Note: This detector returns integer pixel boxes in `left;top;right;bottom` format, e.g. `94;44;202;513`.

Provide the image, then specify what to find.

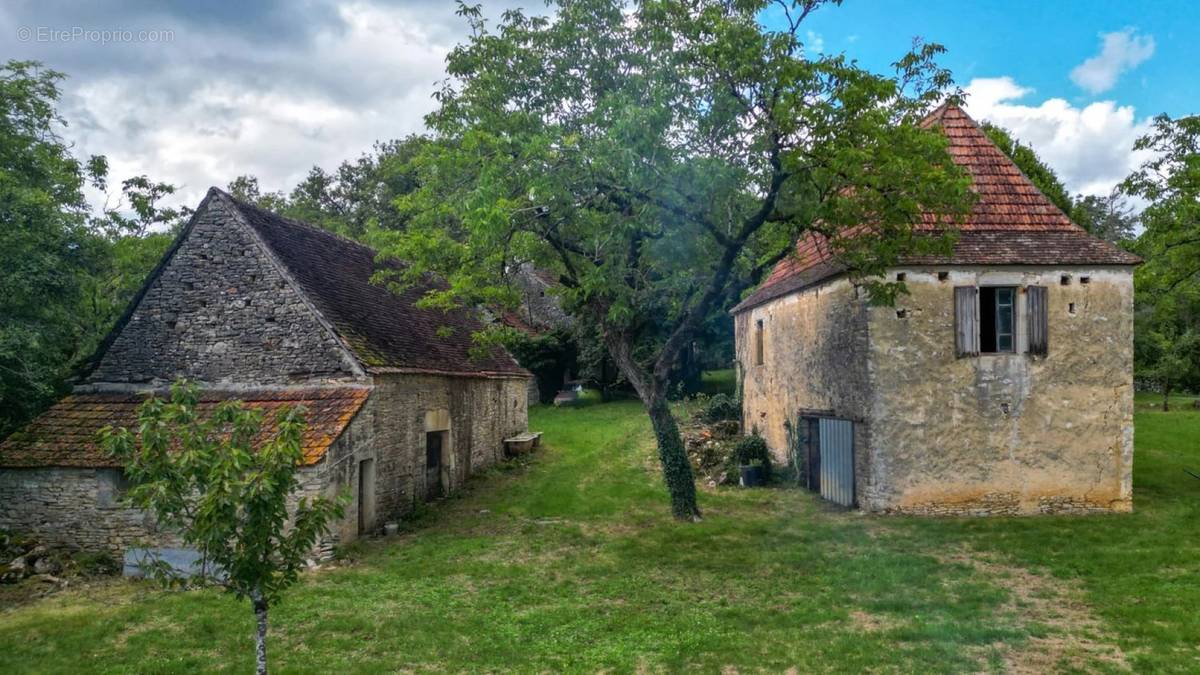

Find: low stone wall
0;464;339;558
0;467;170;555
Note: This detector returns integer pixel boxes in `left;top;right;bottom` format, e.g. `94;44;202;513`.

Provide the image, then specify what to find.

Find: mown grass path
1;397;1197;673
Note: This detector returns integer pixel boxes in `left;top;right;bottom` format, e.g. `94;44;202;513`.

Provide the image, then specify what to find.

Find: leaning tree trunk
645;395;702;521
252;591;269;675
606;333;701;520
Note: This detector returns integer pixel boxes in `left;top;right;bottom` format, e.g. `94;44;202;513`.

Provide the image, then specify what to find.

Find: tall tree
1071;191;1138;243
102;381;346;675
377;0;973;519
0;60;186;439
1125;113;1200;287
1124;113;1200;405
0;60;104;435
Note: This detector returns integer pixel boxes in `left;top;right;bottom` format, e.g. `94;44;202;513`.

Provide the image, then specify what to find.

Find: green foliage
1124;114;1200;404
1071;191;1138;243
0;60;101;436
730;435;771;477
0;60;185;439
101;380;346;602
101;380;347;673
698;392;740;424
372;0;973;519
507;328;577;404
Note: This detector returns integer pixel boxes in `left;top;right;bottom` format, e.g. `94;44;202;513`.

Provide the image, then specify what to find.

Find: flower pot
739;464;765;487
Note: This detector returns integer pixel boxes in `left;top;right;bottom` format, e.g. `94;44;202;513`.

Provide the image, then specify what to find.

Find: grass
0;390;1197;672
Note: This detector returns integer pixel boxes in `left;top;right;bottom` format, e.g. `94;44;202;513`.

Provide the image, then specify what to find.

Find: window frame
976;285;1018;354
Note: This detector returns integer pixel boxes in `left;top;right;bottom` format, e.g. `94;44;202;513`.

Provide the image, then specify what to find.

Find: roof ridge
209;187;379;255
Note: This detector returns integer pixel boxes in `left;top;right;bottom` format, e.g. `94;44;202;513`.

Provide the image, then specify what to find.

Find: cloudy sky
3;0;1196;211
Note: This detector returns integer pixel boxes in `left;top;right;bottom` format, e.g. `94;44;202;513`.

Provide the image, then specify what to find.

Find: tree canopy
372;0;975;518
0;61;180;437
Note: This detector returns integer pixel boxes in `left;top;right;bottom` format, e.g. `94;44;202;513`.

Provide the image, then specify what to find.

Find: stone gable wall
735;278;873;474
864;266;1135;515
87;200;358;386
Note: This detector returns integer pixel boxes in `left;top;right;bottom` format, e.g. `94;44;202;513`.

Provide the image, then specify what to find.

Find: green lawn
1;395;1198;673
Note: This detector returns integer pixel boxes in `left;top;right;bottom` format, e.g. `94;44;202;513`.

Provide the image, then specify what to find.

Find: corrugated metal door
818;418;855;507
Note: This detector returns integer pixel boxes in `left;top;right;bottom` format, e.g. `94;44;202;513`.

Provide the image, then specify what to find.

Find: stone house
732;104;1140;516
0;188;531;556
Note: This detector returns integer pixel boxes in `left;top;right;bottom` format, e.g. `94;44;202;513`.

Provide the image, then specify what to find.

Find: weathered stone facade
87;199;360;386
0;189;531;557
0;467;169;554
736;265;1135;516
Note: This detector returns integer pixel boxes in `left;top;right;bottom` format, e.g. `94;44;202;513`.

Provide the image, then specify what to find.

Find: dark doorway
800;416;820;492
425;431;445;501
357;458;375;535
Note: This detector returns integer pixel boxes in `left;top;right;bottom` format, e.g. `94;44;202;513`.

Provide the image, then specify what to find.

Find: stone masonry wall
864;266;1135;515
0;467;171;555
87;199;358;385
0;461;343;558
736;277;873;479
368;373;529;525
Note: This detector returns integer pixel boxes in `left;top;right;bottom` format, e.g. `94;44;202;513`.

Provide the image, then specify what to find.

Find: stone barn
0;188;531;556
733;104;1140;516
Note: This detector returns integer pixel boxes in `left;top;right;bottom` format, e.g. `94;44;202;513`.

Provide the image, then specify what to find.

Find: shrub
699;393;740;423
730;435;771;478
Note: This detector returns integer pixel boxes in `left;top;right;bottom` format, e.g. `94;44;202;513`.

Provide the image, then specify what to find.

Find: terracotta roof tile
0;387;370;468
733;104;1141;313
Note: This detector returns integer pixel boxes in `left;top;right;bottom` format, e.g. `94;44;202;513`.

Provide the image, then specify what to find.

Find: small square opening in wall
1080;276;1091;285
1060;274;1071;286
896;272;906;282
937;271;949;281
1069;302;1076;314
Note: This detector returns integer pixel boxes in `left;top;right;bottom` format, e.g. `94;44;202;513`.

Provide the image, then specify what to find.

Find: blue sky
775;0;1196;117
762;0;1198;198
1;1;1191;209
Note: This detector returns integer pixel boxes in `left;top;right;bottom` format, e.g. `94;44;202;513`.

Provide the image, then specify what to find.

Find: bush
699;393;740;423
730;435;771;478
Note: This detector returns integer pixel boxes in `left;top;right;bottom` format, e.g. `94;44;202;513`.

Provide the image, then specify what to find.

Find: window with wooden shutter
954;286;979;357
1027;285;1048;356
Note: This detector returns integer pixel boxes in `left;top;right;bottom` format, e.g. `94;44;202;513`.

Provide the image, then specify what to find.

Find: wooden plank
1027;285;1048;356
954;286;980;357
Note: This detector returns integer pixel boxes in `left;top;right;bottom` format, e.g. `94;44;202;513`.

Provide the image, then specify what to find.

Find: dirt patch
938;549;1129;673
849;609;905;633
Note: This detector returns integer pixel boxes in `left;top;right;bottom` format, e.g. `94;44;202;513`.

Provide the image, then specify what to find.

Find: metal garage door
818;418;855;507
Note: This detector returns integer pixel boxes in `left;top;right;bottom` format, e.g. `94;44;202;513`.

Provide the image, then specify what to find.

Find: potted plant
739;458;766;487
733;435;771;488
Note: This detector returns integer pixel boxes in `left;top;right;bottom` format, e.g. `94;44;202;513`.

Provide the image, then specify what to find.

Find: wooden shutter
954;286;979;357
1027;285;1048;356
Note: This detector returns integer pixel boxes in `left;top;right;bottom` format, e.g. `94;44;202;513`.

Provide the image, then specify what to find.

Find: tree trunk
1163;382;1172;411
252;591;269;675
605;331;701;521
646;395;701;521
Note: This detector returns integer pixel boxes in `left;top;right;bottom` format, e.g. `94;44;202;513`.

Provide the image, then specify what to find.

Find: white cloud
963;76;1154;197
805;30;824;54
1069;28;1155;95
2;0;535;211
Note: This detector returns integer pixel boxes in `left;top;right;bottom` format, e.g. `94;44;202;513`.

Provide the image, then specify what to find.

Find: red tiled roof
732;104;1140;313
0;387;370;468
